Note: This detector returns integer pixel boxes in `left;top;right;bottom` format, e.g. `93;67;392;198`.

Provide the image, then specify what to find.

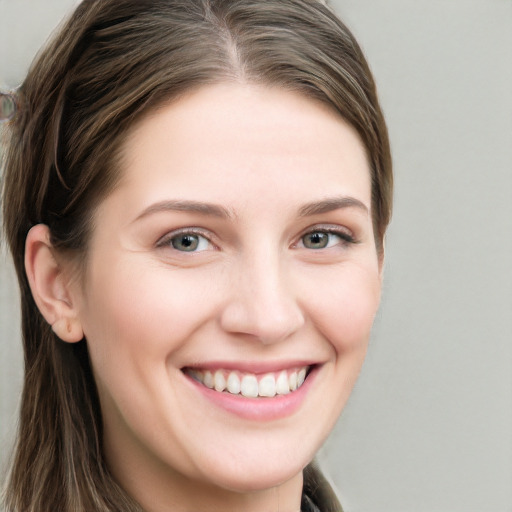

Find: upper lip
182;360;320;375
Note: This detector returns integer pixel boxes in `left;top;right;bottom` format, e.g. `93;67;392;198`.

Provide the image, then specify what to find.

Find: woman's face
72;83;382;504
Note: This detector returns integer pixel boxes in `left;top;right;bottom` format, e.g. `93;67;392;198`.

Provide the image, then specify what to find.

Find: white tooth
297;367;307;387
203;371;214;389
289;371;298;391
240;375;259;398
214;370;226;392
276;370;290;395
258;374;276;397
227;372;241;395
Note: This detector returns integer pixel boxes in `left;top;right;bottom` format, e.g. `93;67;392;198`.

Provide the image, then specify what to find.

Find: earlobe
25;224;84;343
51;317;84;343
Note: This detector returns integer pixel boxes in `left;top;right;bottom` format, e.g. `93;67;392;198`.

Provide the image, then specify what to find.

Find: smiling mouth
183;366;311;398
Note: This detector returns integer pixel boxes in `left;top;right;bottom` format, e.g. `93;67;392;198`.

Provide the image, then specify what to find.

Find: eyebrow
134;200;235;222
298;196;369;217
134;195;368;223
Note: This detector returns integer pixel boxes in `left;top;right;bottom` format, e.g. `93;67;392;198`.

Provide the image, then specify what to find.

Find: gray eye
302;232;330;249
171;234;201;252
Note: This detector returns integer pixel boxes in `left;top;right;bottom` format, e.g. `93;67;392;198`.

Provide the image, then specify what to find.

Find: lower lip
183;366;319;421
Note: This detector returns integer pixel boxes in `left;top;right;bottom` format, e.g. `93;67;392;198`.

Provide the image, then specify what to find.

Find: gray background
1;1;511;511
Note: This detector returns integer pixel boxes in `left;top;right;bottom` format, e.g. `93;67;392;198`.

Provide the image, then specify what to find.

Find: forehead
108;83;371;219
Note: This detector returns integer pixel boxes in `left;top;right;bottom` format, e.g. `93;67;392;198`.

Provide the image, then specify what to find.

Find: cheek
88;257;207;326
78;255;228;392
79;259;220;382
77;259;224;450
304;263;381;353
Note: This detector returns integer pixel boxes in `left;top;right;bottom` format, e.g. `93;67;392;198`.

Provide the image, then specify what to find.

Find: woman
1;0;392;511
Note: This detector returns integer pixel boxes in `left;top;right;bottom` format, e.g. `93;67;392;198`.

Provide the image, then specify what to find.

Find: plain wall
1;1;511;511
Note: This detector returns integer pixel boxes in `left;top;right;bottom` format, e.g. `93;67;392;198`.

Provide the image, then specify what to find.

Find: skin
27;83;382;512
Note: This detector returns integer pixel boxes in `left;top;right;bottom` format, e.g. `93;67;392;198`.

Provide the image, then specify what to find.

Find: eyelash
295;226;357;250
156;225;357;253
156;228;215;252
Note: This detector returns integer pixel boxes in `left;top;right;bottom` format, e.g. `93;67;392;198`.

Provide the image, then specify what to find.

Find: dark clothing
301;489;344;512
301;492;321;512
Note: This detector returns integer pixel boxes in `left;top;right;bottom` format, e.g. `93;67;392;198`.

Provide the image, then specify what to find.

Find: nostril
219;259;305;343
219;296;305;344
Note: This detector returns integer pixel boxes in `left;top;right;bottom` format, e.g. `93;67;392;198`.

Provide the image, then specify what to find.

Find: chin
182;436;310;493
203;460;306;494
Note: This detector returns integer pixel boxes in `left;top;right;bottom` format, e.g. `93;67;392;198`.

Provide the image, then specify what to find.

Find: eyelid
294;224;357;248
154;224;357;251
156;227;217;250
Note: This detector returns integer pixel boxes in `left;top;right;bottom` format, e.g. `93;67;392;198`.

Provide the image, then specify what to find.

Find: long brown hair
1;1;392;510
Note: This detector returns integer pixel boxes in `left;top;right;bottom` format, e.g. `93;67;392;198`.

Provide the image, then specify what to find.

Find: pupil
172;234;198;251
306;232;328;249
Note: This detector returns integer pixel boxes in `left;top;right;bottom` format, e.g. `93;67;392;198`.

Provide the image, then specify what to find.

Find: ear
25;224;84;343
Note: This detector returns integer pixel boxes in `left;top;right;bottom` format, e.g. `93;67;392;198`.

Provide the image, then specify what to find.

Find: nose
219;251;305;344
